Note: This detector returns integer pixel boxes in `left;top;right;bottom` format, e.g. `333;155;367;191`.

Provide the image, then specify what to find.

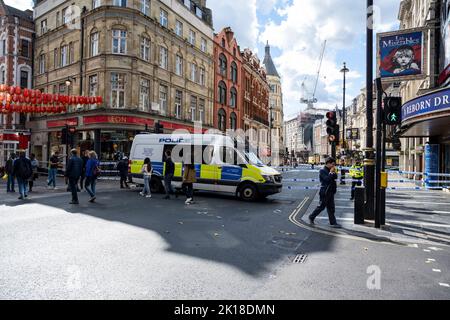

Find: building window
112;30;127;54
190;63;197;82
230;87;237;107
0;68;5;84
1;39;5;56
39;53;46;74
159;46;168;69
90;32;99;56
175;54;183;76
59;83;66;94
60;45;68;67
69;42;74;63
53;48;58;68
20;70;29;88
201;38;207;52
231;62;238;83
189;30;196;45
175;90;182;119
160;9;168;28
199;67;205;86
140;78;150;111
159;85;168;115
221;38;225;47
21;39;29;58
218;81;227;105
92;0;101;8
140;0;150;15
219;54;227;77
175;20;183;37
218;108;226;131
89;74;98;97
230;112;237;130
40;19;47;34
199;98;205;123
113;0;127;7
190;95;197;122
141;37;150;61
62;7;69;25
111;73;125;108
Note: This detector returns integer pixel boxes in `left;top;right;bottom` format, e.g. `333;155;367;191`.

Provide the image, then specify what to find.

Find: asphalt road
0;171;449;300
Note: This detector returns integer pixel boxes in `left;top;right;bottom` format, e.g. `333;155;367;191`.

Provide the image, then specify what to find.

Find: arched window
221;38;225;48
218;81;227;105
230;87;237;107
230;112;237;130
231;62;238;83
218;108;226;131
219;53;227;77
90;30;99;57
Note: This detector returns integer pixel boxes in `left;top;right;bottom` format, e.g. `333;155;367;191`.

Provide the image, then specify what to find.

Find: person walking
47;151;60;189
163;150;175;199
5;153;16;193
80;150;90;191
339;158;347;185
308;157;341;228
140;158;152;198
182;163;196;205
28;154;39;192
117;156;130;189
349;160;364;200
65;149;83;205
85;151;100;203
13;151;33;200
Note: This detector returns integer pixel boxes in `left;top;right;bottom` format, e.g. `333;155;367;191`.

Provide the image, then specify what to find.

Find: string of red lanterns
0;84;103;114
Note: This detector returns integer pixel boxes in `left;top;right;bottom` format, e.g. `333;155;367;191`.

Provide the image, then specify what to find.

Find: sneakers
185;198;193;205
308;217;315;225
18;196;24;200
146;195;152;198
139;192;145;197
89;196;96;203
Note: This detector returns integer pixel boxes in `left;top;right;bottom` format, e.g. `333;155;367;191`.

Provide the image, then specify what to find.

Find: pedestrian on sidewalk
47;151;60;189
117;156;130;189
85;151;100;203
28;154;39;192
13;151;33;200
182;163;196;205
140;158;152;198
65;149;83;205
163;150;175;199
349;160;364;200
80;150;89;191
308;157;341;228
5;153;16;193
339;158;347;185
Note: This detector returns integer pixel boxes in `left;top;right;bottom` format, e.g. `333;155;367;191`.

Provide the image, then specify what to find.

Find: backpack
17;159;32;179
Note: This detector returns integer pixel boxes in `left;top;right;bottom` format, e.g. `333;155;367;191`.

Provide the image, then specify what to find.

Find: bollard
354;186;365;225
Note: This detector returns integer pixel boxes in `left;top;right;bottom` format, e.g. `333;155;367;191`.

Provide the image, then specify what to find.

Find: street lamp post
340;62;349;155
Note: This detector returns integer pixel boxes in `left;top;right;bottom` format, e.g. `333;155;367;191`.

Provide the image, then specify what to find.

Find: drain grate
293;254;307;264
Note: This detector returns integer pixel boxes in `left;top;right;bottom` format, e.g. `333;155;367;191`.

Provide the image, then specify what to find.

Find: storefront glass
100;130;137;160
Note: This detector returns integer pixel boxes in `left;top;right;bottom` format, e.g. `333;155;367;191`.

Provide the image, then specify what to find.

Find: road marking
408;244;419;248
432;269;442;273
423;249;431;252
439;283;450;288
428;247;444;251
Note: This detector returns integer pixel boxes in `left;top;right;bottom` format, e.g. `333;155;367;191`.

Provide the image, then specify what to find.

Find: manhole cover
293;254;307;264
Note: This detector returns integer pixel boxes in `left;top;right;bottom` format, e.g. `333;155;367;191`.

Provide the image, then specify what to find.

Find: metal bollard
354;186;365;225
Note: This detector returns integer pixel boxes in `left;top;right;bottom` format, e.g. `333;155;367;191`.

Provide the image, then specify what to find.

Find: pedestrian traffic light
326;111;339;145
384;97;402;125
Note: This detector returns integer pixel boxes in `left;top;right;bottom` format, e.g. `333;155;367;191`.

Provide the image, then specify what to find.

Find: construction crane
300;40;327;110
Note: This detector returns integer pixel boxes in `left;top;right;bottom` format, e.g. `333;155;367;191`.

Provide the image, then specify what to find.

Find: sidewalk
301;183;450;247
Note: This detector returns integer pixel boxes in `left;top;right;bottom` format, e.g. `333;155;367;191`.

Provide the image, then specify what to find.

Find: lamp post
340;62;349;155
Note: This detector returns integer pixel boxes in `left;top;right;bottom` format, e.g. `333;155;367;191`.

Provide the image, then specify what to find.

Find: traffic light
326;111;339;145
155;121;164;133
61;126;75;146
384;97;402;125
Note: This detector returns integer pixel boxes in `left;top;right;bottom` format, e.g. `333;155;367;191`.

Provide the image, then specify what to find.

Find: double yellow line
288;197;310;228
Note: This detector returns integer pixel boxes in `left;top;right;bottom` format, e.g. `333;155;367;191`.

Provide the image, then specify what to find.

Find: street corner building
28;0;215;164
0;0;34;167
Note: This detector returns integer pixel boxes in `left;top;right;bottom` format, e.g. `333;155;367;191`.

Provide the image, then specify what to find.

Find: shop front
0;131;31;168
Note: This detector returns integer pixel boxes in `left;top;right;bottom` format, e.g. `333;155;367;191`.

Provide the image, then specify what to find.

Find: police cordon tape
284;185;446;191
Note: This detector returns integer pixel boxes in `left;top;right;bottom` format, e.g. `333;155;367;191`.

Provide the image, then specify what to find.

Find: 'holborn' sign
402;88;450;122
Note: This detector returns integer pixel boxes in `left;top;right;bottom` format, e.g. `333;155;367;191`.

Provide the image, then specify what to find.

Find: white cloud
3;0;33;10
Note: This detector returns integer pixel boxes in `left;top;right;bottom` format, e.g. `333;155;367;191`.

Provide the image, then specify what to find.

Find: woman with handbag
140;158;153;198
29;154;39;192
85;151;100;203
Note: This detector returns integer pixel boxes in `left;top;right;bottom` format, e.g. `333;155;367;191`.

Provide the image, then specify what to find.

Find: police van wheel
151;177;164;193
238;183;258;202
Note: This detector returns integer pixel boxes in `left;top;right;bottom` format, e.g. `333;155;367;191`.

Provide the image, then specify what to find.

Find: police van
129;134;282;201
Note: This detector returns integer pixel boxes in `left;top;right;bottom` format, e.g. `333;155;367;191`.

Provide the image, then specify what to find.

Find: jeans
17;178;28;198
164;174;174;195
48;168;57;187
142;175;151;195
85;176;97;198
80;173;86;190
183;183;193;199
309;191;337;225
68;177;79;203
7;174;15;192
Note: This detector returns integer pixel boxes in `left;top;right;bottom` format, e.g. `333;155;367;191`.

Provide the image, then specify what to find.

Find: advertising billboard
377;28;426;82
438;0;450;85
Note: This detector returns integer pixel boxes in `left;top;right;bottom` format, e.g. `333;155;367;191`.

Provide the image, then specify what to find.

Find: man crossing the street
349;160;364;200
308;157;341;228
65;149;84;205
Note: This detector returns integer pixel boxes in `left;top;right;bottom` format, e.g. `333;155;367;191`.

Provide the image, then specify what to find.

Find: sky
6;0;401;120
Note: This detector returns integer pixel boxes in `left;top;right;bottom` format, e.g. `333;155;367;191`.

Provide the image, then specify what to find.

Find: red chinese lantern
5;103;11;112
30;90;36;98
14;86;21;95
36;97;42;104
9;86;15;95
12;94;18;102
25;96;31;104
97;96;103;104
0;84;5;92
36;90;42;99
6;94;11;103
0;92;4;101
23;88;29;97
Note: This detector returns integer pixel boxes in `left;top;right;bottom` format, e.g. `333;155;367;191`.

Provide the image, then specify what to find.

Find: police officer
308;157;341;228
349;160;364;200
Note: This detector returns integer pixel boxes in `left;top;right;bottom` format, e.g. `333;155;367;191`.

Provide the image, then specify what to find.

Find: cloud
3;0;33;10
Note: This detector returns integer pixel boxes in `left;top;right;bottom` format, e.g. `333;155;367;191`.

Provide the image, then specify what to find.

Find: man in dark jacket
79;150;90;190
65;149;84;204
308;157;341;228
13;151;33;200
163;150;175;199
116;156;129;189
5;153;16;193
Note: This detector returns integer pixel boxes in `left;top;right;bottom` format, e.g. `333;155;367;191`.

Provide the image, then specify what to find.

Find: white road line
423;249;431;252
432;269;442;273
439;283;450;288
427;258;436;262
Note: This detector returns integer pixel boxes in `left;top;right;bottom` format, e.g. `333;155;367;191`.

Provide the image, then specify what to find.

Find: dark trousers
69;177;79;203
351;179;363;199
164;174;174;195
80;174;86;189
309;191;337;225
182;183;193;199
120;175;129;188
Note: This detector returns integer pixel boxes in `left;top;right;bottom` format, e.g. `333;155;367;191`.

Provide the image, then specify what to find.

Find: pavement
0;170;449;299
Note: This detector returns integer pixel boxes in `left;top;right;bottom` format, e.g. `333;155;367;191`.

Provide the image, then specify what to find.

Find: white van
129;134;282;201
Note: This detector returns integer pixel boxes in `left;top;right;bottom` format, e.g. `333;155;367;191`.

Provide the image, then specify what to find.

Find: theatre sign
402;88;450;123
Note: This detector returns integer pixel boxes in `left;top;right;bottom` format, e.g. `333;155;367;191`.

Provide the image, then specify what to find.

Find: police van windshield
245;151;265;167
